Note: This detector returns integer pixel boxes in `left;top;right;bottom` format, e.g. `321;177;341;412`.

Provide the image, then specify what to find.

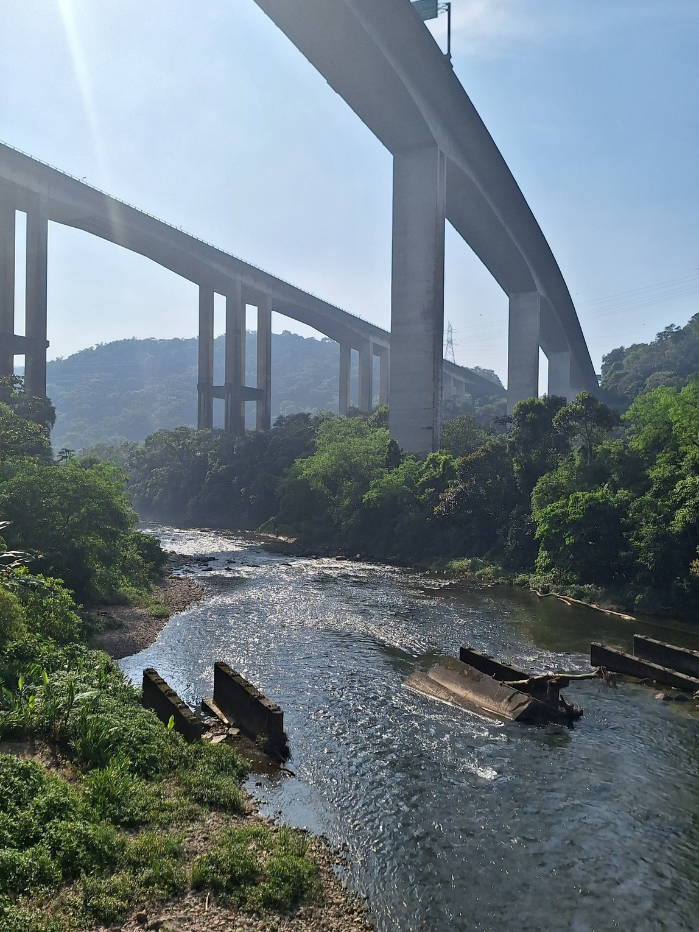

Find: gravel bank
88;573;205;660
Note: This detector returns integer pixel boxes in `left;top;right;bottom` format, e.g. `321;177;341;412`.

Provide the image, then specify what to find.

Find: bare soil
88;575;205;660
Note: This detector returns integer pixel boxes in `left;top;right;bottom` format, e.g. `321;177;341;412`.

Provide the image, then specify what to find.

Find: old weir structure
0;141;502;438
250;0;598;453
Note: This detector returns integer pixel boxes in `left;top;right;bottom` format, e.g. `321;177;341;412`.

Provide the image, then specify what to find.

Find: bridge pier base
224;284;246;436
507;291;540;414
358;340;372;413
256;294;272;431
389;145;446;455
24;197;48;398
197;286;214;430
377;347;389;408
569;357;588;400
547;349;572;401
339;343;351;415
0;202;15;378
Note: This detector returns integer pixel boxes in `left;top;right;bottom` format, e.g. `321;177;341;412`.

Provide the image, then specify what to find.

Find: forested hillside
600;312;699;403
46;332;504;451
46;332;342;450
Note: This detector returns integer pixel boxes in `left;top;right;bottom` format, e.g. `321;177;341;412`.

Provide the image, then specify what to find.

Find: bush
13;574;82;644
0;460;164;603
178;743;247;813
0;589;25;648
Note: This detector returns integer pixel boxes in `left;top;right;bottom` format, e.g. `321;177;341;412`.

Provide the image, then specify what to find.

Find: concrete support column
547;350;571;402
0;204;15;378
569;357;587;400
256;294;272;431
389;145;446;455
507;291;540;414
378;349;389;407
24;197;48;397
339;343;351;415
358;341;373;413
224;282;245;436
197;286;214;429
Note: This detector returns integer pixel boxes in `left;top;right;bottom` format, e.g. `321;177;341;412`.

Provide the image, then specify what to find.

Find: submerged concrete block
142;668;202;742
633;635;699;680
590;643;699;692
213;662;287;755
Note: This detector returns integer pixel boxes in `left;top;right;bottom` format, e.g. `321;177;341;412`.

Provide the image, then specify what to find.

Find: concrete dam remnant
213;661;289;759
142;667;203;742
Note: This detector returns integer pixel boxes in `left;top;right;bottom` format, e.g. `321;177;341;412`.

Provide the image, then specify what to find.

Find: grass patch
178;743;248;813
191;824;317;912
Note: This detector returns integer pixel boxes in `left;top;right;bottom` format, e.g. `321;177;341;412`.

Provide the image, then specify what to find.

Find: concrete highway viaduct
0;141;503;436
250;0;598;453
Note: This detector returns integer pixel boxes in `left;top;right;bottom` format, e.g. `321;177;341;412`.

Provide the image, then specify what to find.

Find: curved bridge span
251;0;598;451
0;141;502;434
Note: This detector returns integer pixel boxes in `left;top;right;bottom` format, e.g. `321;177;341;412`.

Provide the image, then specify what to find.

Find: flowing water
120;527;699;932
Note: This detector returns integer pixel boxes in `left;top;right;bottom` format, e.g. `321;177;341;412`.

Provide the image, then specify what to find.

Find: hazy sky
1;0;698;383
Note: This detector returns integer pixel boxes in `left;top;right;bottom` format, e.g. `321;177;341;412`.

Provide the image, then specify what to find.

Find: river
119;527;699;932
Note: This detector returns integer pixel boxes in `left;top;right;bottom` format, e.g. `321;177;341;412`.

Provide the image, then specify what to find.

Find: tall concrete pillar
256;294;272;431
547;350;571;401
569;357;587;400
24;197;49;398
339;343;351;415
224;283;245;436
389;145;446;455
378;348;389;407
197;286;214;429
507;291;540;414
358;341;372;413
0;204;15;378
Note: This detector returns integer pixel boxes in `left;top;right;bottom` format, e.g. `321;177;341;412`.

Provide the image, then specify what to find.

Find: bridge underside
251;0;598;451
0;147;502;440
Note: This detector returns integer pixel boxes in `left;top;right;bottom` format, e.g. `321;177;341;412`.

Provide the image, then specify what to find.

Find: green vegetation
45;333;505;450
600;312;699;405
191;825;316;911
0;381;318;931
90;369;699;617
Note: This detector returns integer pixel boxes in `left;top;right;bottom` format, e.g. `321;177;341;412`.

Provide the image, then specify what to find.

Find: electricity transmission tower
445;321;456;364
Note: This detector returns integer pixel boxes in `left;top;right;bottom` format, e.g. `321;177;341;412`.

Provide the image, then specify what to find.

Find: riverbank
80;548;373;932
87;559;205;660
250;531;650;625
112;810;370;932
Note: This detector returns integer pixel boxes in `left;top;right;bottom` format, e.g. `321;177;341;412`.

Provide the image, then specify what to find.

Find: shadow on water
122;527;699;932
457;583;699;657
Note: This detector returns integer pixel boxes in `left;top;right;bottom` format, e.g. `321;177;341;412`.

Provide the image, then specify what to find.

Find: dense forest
74;312;699;619
0;377;318;932
600;312;699;403
94;378;699;618
46;332;504;451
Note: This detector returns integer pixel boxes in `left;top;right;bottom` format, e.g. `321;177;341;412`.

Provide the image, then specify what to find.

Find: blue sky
0;0;697;383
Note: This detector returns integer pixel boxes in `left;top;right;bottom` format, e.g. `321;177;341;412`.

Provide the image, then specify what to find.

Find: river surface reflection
120;527;699;931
